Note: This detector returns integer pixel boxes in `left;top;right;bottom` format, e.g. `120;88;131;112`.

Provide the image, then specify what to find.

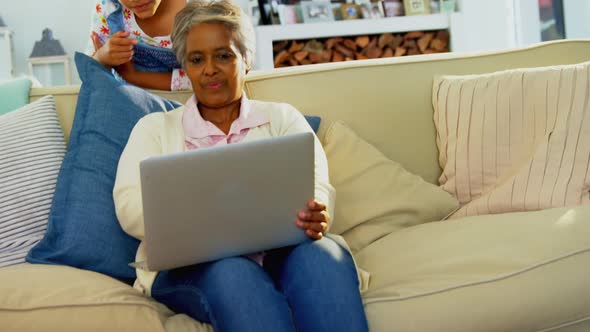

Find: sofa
1;39;590;331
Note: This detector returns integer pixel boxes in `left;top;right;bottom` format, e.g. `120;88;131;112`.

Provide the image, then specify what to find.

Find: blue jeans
151;237;369;332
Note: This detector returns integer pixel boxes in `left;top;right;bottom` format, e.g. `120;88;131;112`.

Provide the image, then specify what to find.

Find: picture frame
439;0;456;14
383;0;404;17
332;3;344;20
403;0;430;15
278;4;300;24
340;3;361;20
369;1;385;18
300;1;335;23
355;0;372;18
248;1;261;26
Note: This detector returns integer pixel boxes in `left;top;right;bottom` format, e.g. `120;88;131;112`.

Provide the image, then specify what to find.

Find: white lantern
0;15;15;80
27;28;71;86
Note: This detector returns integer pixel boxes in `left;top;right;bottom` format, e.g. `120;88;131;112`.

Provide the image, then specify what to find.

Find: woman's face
119;0;162;19
183;23;248;109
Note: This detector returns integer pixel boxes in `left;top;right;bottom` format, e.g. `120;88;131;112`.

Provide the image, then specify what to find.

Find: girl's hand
296;200;330;240
115;60;137;79
92;31;137;68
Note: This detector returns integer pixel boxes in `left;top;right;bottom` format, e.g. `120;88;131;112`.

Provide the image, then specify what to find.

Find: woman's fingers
296;200;330;240
297;220;326;240
297;210;329;223
305;229;323;240
297;220;328;232
307;200;326;211
297;219;326;240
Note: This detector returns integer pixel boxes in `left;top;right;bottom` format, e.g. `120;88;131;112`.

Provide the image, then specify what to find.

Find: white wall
1;0;588;86
511;0;590;47
449;0;517;53
0;0;254;85
563;0;590;38
513;0;541;46
0;0;95;85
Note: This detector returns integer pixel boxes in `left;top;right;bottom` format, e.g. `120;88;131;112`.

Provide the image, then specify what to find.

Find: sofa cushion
0;78;32;115
356;206;590;332
0;263;212;332
433;61;590;218
323;121;458;252
26;53;182;283
0;96;66;268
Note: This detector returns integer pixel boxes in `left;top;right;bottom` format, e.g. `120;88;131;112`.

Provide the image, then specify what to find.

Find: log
332;51;344;62
308;52;324;63
325;37;343;49
334;43;355;58
394;47;407;57
404;31;424;40
389;35;404;50
430;38;448;51
273;40;289;53
417;33;434;53
437;30;450;43
366;47;383;59
288;41;304;53
355;52;369;60
274;50;289;67
294;51;309;62
355;36;370;48
322;49;333;62
344;39;358;51
378;33;394;49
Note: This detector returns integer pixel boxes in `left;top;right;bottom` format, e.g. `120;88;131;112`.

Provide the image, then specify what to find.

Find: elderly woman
113;0;368;331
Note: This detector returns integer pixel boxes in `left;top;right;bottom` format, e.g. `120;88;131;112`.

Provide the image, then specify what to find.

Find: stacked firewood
273;29;450;67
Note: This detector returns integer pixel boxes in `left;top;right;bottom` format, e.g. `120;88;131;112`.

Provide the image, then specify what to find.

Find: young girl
87;0;190;90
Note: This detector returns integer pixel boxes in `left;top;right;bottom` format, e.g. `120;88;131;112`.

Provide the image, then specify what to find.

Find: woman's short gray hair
172;0;256;69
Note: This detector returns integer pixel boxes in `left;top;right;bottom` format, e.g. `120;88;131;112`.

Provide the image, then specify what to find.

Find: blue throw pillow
26;53;181;283
305;115;321;133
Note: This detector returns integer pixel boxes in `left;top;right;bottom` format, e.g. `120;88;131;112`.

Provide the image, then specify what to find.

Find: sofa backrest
30;39;590;184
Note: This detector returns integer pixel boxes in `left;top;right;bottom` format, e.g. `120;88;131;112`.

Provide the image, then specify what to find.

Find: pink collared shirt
182;94;270;265
182;95;270;150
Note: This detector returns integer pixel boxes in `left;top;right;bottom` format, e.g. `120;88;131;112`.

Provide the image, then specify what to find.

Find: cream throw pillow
433;61;590;218
323;121;459;252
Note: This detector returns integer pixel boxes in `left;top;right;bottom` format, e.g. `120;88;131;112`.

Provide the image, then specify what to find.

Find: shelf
254;14;452;70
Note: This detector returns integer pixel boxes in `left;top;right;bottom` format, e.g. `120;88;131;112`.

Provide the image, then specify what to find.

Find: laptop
139;132;314;271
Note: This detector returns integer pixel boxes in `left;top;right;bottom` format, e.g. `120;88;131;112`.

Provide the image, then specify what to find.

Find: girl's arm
117;62;173;91
86;0;116;55
118;63;193;91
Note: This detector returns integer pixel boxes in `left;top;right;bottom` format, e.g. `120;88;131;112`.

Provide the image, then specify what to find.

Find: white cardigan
113;99;335;294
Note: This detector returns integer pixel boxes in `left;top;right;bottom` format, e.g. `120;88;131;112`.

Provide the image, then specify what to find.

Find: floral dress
87;0;191;91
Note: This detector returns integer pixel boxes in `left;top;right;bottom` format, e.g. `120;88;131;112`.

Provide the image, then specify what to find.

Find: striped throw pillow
0;96;66;267
433;61;590;218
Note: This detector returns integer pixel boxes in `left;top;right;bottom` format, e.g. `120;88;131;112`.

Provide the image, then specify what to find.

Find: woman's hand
296;200;330;240
92;31;137;68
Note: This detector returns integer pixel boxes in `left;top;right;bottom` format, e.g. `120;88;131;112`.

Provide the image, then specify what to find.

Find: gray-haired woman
113;0;369;330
